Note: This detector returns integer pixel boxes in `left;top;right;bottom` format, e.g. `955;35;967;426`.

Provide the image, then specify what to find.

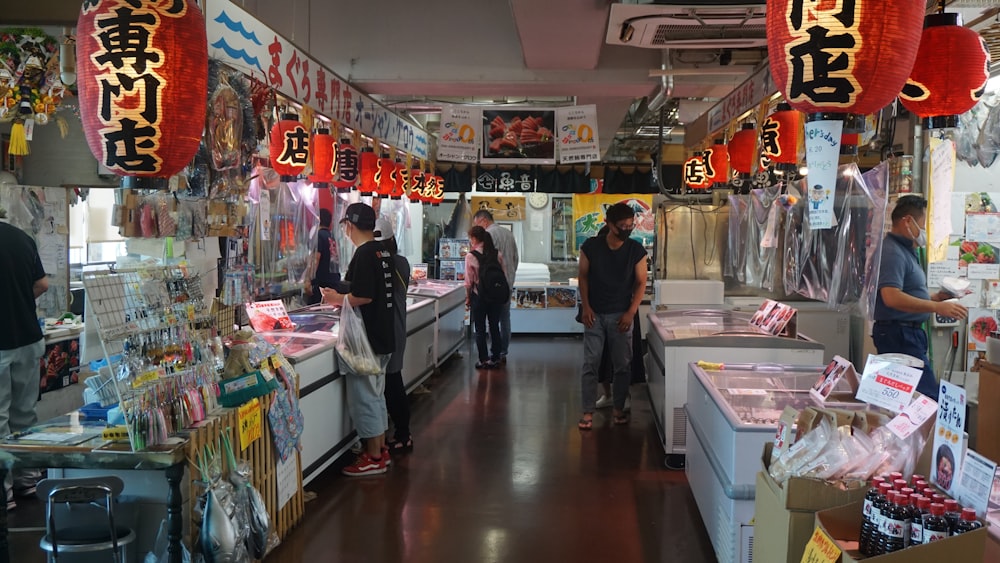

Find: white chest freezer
644;309;825;458
408;280;467;366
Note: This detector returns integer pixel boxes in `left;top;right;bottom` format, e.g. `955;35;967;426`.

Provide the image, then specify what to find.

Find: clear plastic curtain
745;187;780;291
725;194;749;282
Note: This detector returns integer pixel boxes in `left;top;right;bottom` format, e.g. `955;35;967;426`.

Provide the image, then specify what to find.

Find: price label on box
855;354;923;412
799;526;841;563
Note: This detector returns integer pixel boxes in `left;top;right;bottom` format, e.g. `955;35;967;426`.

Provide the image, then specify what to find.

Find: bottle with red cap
865;482;894;555
943;499;962;532
914;479;928;491
878;492;907;554
893;478;908;492
910;495;931;546
889;471;904;482
922;503;950;544
901;491;917;547
859;477;886;555
953;507;983;535
911;474;926;486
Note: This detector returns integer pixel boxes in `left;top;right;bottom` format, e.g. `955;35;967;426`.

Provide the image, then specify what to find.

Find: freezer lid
406;296;434;311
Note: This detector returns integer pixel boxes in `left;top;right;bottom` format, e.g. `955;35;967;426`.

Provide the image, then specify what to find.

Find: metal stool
36;476;136;563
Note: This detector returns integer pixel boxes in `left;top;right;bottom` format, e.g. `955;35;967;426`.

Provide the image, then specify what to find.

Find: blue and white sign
804;120;843;230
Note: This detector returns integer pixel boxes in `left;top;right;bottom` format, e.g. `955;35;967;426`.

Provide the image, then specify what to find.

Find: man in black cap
321;203;395;476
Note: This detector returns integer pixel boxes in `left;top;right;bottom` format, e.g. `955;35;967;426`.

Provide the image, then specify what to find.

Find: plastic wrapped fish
956;109;981;166
977;103;1000;169
199;488;237;563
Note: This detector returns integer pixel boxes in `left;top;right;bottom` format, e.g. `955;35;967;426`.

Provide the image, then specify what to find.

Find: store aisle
272;336;716;563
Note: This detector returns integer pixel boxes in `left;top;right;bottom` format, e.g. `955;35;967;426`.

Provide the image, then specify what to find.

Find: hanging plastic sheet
785;163;885;310
745;187;780;291
725;194;749;282
856;163;890;318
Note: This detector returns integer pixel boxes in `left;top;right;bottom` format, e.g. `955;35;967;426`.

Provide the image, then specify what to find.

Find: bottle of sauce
860;477;886;555
943;499;962;532
866;482;893;556
879;492;907;554
910;495;930;546
922;503;950;544
953;507;983;535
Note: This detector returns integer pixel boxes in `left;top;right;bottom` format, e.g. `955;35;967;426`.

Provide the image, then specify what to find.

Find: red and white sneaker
342;452;388;477
382;446;392;466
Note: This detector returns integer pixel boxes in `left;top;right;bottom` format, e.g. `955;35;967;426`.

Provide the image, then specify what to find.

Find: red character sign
332;140;358;191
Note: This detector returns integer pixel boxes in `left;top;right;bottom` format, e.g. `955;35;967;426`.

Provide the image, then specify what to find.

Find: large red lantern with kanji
428;175;445;206
703;140;729;185
391;160;407;199
332;139;359;191
308;128;335;185
76;0;207;178
728;124;757;174
375;153;395;197
766;0;924;116
408;167;425;204
900;12;991;129
269;113;310;181
760;104;801;165
684;153;710;190
358;148;378;194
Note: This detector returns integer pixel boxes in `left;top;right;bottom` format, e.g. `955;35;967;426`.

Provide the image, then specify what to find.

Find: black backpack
471;250;510;304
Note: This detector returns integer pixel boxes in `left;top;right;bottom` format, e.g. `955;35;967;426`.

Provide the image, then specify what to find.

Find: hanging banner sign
571;194;654;250
471;195;526;222
476;167;535;193
437;105;481;163
556;105;601;164
482;108;556;165
707;65;776;134
804;120;843;229
204;0;428;159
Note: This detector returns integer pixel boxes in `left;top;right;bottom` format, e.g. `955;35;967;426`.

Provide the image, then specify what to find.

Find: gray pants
581;313;633;413
1;339;45;496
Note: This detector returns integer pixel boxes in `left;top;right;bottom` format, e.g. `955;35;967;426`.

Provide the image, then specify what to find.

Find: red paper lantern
703;140;729;185
76;0;207;178
390;161;407;199
684;153;710;190
766;0;924;116
269;113;310;180
428;175;446;206
308;128;335;185
375;153;395;197
358;148;378;194
332;139;359;191
408;167;425;204
900;13;991;129
728;124;757;174
760;104;801;165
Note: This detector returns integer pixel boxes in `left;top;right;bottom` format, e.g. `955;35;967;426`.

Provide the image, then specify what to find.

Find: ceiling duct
606;2;767;49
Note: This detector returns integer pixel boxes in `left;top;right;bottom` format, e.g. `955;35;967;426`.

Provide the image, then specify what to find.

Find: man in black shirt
321;203;395;476
577;203;647;429
304;208;340;305
0;219;48;506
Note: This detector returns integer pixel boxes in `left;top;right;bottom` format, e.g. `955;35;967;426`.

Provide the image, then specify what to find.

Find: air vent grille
651;23;766;45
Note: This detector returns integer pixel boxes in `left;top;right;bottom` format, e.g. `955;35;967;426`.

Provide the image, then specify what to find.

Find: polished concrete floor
8;335;718;562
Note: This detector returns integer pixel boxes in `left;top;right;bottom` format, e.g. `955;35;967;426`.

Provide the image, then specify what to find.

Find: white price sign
855;354;923;412
886;394;938;440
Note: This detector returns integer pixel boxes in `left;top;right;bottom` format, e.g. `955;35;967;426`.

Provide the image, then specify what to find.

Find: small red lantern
728;124;757;174
408;167;425;204
767;0;924;116
428;175;446;206
308;128;335;185
900;12;991;129
375;153;395;197
391;160;407;199
703;140;729;185
76;0;208;178
760;104;801;165
684;153;710;190
332;139;359;191
269;113;310;181
358;148;378;194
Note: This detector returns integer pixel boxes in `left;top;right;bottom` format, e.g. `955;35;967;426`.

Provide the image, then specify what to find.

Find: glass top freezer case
684;362;863;563
407;281;467;366
644;309;825;457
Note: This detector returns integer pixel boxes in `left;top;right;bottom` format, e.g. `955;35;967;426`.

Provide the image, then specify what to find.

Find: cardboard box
815;500;987;562
754;442;870;563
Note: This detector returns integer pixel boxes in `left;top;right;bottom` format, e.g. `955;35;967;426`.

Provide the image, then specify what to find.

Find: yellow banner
570;193;655;250
471;195;525;222
238;398;262;451
799;526;841;563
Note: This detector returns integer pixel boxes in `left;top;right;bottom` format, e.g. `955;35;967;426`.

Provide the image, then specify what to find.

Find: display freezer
685;362;864;563
725;296;851;364
644;309;825;458
408;280;467;366
401;296;436;391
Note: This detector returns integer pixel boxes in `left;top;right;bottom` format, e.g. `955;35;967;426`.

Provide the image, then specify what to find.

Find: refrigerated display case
400;296;437;391
408;280;467;366
644;309;825;460
685;362;864;563
725;296;851;364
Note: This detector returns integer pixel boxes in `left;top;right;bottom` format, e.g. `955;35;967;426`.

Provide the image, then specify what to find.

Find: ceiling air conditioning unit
606;2;767;49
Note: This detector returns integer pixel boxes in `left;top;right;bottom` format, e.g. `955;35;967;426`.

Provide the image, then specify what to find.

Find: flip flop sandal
613;414;629;425
387;437;413;451
577;417;593;430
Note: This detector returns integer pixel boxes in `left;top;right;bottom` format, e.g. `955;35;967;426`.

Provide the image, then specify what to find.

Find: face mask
617;228;634;240
911;218;927;247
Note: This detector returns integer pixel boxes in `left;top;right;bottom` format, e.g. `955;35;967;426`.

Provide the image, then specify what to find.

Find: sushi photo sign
749;299;797;336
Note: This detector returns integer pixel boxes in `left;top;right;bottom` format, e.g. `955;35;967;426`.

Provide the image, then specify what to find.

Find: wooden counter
976;362;1000;464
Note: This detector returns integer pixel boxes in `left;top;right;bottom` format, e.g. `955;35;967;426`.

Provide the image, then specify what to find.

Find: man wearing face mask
874;195;968;400
577;203;647;429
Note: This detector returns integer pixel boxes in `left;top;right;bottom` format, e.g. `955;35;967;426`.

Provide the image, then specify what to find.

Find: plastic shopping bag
336;295;381;375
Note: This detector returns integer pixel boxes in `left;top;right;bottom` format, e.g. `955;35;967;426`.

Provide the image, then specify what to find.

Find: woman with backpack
466;226;508;369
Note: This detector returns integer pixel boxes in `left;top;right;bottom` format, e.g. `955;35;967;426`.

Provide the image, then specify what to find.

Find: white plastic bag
336;295;381;375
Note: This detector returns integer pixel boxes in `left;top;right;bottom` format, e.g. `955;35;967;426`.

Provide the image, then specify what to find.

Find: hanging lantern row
703;140;729;186
269;112;309;181
728;124;757;175
684;152;710;190
333;139;359;191
309;128;335;185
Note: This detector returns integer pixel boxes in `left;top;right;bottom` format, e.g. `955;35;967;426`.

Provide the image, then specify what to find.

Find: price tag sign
886;394;938;440
238;397;262;451
799;526;841;563
931;381;966;496
855;354;923;412
956;448;998;517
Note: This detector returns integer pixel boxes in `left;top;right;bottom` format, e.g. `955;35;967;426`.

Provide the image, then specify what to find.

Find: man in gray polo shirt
873;195;967;400
473;210;518;363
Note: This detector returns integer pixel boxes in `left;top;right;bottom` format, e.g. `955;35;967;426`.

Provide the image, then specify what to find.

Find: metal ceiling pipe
647;49;674;114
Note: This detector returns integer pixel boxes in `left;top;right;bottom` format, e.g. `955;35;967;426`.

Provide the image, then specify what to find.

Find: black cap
340;202;376;231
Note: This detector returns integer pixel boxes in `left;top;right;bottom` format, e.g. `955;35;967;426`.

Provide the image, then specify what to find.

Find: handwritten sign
238;398;262;451
932;381;966;496
927;261;961;288
855;354;923;412
804;120;844;230
799;526;841;563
